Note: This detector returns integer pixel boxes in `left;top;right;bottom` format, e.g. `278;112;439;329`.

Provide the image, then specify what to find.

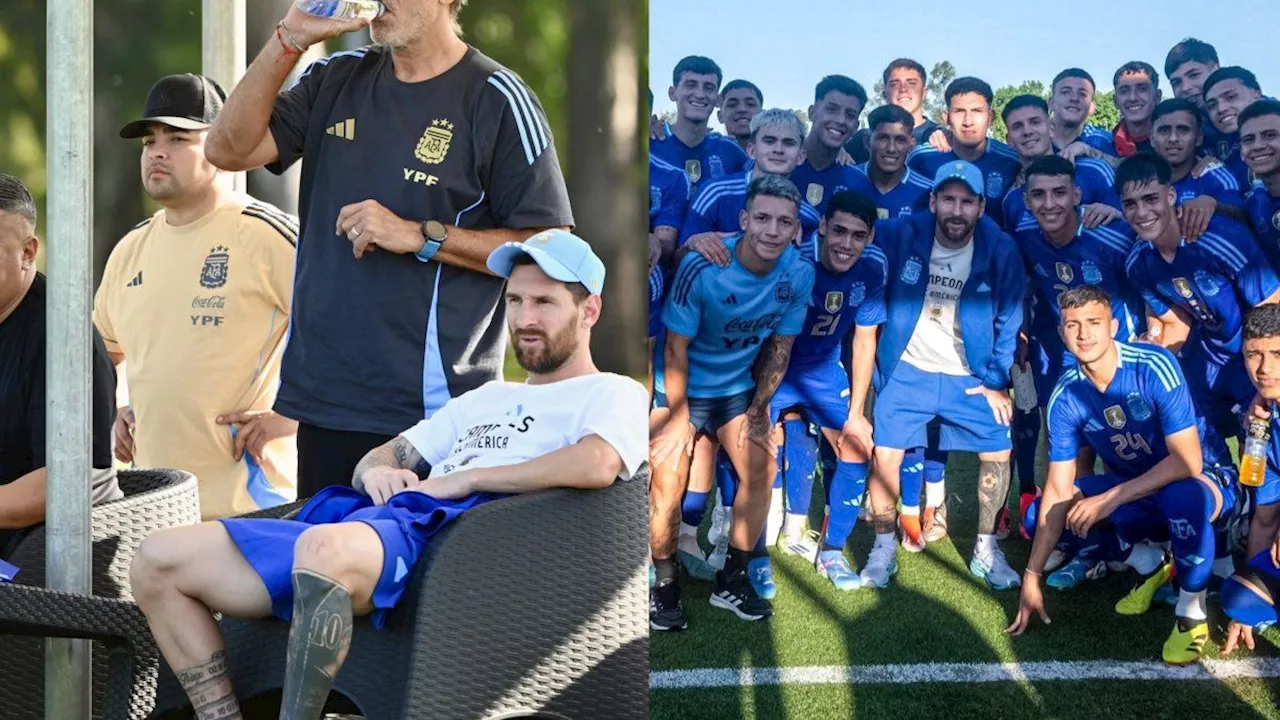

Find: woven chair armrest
229;499;308;520
0;583;155;648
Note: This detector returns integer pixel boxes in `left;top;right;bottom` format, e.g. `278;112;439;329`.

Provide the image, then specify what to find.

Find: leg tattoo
176;650;242;720
872;509;897;535
977;459;1012;535
280;569;354;720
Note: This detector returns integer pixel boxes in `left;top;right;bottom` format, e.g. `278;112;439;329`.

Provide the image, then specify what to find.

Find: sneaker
817;549;863;591
970;547;1021;590
1018;490;1040;541
922;502;948;543
779;529;821;563
994;506;1012;541
1044;549;1068;573
748;556;777;600
1116;561;1173;616
1162;618;1209;665
900;514;925;553
860;543;898;588
1046;556;1106;590
708;506;731;548
678;549;717;582
709;568;773;621
650;581;688;631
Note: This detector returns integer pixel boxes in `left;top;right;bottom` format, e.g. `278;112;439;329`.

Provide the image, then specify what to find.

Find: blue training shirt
789;237;888;365
663;234;815;398
1046;341;1228;477
1001;157;1119;234
1014;216;1143;360
679;170;822;245
1125;217;1280;366
856;164;933;220
651;124;749;196
789;160;876;217
908;139;1023;227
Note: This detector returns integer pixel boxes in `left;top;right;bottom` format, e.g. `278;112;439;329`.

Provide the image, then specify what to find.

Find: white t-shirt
401;372;648;482
902;239;974;376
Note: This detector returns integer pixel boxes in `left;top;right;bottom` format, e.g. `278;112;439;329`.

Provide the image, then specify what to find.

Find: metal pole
45;0;94;717
203;0;247;193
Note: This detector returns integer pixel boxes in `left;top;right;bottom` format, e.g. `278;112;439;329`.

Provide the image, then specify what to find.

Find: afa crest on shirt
1104;405;1127;430
901;257;922;285
1082;261;1102;285
985;171;1004;198
1126;392;1153;422
1173;277;1195;299
685;159;701;183
776;281;793;303
1193;270;1222;297
848;282;866;306
414;119;454;165
1055;262;1074;284
199;246;229;289
825;291;843;313
807;183;825;206
708;156;725;179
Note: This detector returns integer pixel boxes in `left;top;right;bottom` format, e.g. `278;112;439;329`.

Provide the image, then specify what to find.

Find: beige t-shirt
902;239;974;376
93;194;298;519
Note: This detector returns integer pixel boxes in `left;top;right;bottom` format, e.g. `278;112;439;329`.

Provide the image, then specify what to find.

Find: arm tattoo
352;437;431;488
749;335;795;413
280;569;354;720
392;436;432;477
175;650;242;719
976;459;1012;536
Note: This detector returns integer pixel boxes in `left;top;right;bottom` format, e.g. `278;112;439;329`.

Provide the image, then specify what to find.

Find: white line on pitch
650;658;1280;689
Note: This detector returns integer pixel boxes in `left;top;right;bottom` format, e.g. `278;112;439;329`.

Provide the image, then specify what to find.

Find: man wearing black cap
93;74;301;521
203;1;575;498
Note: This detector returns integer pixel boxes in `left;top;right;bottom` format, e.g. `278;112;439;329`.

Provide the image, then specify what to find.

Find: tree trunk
565;0;643;377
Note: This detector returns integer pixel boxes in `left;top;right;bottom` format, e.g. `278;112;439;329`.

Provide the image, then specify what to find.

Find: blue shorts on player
220;485;500;628
873;362;1012;453
768;359;848;429
653;389;754;436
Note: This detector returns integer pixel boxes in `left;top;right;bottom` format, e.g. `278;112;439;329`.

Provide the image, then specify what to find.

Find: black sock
821;542;842;553
654;556;678;586
726;547;750;574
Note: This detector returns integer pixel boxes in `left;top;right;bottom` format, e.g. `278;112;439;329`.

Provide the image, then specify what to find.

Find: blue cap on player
486;229;606;296
933;160;984;197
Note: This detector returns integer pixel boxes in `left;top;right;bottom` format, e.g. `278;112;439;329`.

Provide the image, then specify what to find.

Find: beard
511;321;579;375
939;216;976;243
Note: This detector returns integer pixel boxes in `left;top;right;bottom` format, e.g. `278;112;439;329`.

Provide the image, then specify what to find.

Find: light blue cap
933;160;984;197
486;229;606;296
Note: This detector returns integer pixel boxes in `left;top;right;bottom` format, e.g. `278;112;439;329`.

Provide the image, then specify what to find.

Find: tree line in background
0;0;646;376
655;59;1124;144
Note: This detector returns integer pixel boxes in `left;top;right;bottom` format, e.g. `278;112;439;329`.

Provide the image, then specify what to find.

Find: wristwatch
415;220;448;262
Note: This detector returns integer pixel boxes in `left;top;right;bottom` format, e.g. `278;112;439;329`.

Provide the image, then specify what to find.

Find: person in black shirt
0;174;120;557
845;58;943;164
204;0;575;499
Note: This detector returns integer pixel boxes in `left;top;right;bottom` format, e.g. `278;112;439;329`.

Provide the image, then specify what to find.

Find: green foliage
924;60;956;123
1091;89;1121;135
990;80;1047;142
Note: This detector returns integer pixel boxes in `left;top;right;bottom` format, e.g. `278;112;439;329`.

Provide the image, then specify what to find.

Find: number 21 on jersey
811;313;841;336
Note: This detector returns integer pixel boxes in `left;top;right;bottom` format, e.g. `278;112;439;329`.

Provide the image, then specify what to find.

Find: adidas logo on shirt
326;118;356;140
126;271;143;287
723;293;738;305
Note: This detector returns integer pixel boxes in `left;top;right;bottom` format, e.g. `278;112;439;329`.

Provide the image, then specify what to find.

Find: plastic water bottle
295;0;384;21
1240;418;1270;488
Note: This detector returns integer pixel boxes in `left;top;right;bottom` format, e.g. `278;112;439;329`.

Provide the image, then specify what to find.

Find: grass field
650;450;1280;719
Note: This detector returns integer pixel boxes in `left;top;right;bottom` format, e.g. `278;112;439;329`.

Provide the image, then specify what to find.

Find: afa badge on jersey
776;281;793;303
1193;270;1222;297
415;119;454;165
825;290;844;313
901;257;922;285
807;183;824;206
200;246;229;289
986;171;1004;198
708;156;724;179
1126;392;1153;422
1104;405;1127;430
685;159;701;183
1055;262;1074;284
1082;261;1102;285
847;282;866;306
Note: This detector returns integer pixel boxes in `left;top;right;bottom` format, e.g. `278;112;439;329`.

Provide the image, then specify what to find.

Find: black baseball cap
119;74;227;139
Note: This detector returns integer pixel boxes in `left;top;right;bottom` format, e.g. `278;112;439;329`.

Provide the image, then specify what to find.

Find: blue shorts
1073;467;1238;529
220;486;497;629
653;389;754;436
874;362;1011;453
768;360;849;430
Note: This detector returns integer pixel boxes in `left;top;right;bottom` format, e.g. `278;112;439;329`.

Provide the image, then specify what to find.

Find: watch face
425;220;448;242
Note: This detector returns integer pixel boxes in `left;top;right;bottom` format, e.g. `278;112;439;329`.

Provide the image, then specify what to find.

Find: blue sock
923;452;947;484
1154;478;1216;593
716;450;738;508
823;460;868;550
900;447;925;510
681;490;710;528
752;524;769;557
1013;406;1040;495
781;419;818;516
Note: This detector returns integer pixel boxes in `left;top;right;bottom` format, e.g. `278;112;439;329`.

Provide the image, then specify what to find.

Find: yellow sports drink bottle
1240;418;1269;488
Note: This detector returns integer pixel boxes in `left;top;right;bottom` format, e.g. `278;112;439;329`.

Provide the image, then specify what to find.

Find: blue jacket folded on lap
873;210;1025;392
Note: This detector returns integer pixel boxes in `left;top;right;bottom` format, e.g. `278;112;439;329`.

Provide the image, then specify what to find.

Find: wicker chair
151;467;651;720
0;468;201;720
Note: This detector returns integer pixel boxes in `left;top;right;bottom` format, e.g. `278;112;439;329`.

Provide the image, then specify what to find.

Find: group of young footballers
646;37;1280;664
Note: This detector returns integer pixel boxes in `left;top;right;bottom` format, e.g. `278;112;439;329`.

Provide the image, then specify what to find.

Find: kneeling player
1008;286;1238;665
